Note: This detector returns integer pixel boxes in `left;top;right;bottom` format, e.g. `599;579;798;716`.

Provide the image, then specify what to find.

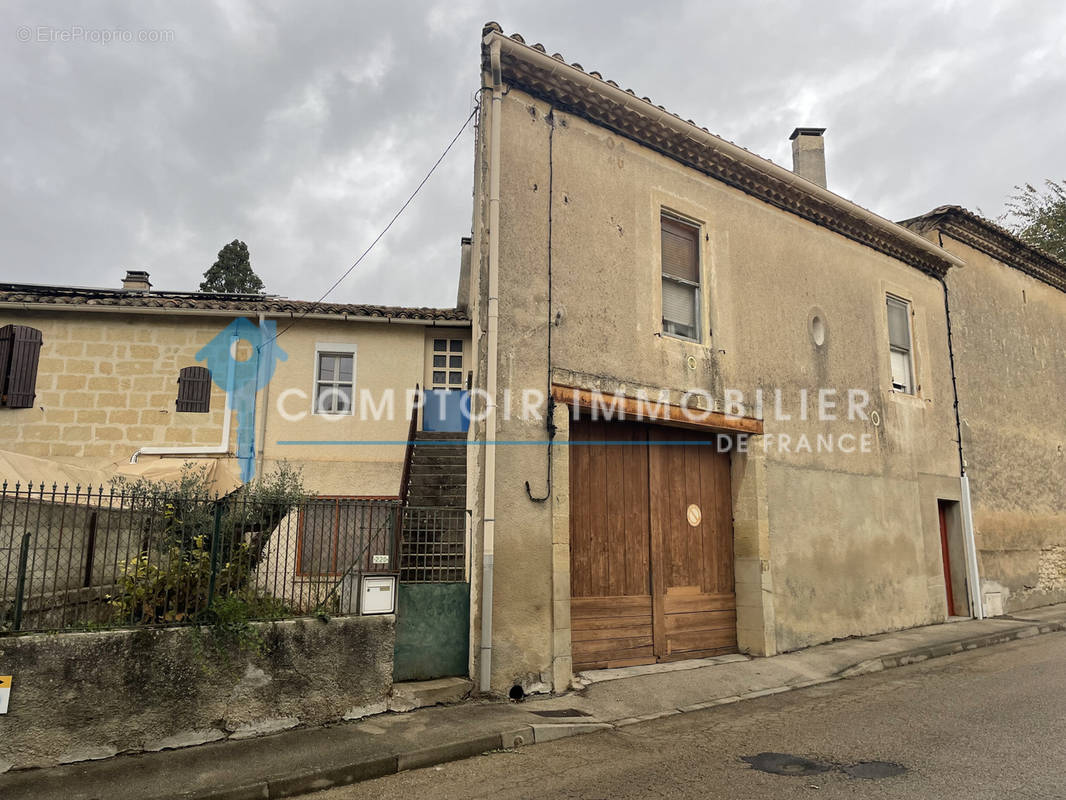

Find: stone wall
935;233;1066;612
0;312;230;464
0;614;394;772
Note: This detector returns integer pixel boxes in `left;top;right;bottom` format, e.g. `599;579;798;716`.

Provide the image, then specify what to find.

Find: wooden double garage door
570;418;737;671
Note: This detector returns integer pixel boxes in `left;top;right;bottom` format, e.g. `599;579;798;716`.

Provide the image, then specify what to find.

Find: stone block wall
0;614;395;771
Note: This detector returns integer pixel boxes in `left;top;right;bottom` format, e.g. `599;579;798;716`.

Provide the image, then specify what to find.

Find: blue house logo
196;319;287;482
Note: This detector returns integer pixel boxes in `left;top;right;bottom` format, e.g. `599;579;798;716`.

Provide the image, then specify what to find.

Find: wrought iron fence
399;506;467;583
0;482;399;634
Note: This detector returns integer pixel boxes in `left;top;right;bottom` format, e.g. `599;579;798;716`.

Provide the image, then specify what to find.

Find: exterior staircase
399;431;467;582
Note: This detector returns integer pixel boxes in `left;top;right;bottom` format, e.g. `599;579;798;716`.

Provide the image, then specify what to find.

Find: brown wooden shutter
0;325;43;409
661;216;699;282
176;366;211;413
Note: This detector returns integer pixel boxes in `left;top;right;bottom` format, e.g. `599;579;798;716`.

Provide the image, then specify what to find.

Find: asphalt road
306;633;1066;799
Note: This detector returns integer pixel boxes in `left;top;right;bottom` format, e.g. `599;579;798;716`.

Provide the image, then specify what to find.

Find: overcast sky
3;1;1064;308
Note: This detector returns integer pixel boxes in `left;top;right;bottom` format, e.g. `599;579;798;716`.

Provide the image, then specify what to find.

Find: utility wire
260;101;480;349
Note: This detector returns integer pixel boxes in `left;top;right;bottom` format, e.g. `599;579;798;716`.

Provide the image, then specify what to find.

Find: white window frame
312;342;357;416
660;211;703;343
886;295;915;395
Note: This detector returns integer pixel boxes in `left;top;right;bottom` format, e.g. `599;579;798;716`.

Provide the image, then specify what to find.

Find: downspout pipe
479;36;502;694
938;265;984;619
255;312;270;478
130;331;239;464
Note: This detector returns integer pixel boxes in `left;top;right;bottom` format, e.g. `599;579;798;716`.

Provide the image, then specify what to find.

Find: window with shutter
886;295;915;394
0;325;43;409
661;214;701;341
176;366;212;412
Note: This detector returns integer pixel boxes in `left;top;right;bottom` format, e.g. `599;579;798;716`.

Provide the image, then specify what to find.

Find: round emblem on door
687;503;702;527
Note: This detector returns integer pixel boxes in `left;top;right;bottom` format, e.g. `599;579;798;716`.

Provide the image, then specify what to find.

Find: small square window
448;371;463;386
449;339;462;352
433;339;447;352
433;370;446;384
433;354;446;367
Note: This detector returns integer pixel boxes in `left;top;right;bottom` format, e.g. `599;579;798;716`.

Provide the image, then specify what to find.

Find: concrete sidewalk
4;605;1066;800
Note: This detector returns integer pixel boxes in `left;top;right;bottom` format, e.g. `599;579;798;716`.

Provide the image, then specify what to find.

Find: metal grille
0;482;398;633
399;506;466;583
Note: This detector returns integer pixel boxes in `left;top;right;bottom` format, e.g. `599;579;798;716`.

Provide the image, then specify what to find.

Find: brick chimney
790;127;827;189
121;270;152;291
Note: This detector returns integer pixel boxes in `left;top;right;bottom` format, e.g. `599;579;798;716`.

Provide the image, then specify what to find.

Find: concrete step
410;457;467;468
411;452;467;464
387;677;473;712
414;432;468;442
408;469;466;481
406;499;465;509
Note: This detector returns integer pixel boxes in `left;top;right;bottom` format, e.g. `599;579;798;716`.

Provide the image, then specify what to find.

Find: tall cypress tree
199;240;265;293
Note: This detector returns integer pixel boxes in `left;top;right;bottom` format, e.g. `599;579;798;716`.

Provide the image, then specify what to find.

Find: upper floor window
660;214;701;341
0;324;43;409
314;349;355;414
175;366;211;413
886;295;915;394
431;338;464;389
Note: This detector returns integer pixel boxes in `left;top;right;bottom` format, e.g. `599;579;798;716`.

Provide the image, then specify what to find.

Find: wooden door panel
570;595;655;671
666;627;737;653
663;592;736;613
571;622;653;641
663;609;737;634
621;425;652;596
569;420;654;671
570;417;737;671
648;426;737;659
570;595;650;617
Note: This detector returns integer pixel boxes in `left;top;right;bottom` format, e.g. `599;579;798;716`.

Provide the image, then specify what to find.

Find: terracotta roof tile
480;23;960;277
900;206;1066;293
0;283;469;323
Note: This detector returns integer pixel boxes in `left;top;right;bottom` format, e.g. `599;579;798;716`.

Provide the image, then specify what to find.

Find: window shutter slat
662;279;696;328
661;217;699;282
3;325;43;409
0;326;14;397
176;366;211;413
887;298;911;349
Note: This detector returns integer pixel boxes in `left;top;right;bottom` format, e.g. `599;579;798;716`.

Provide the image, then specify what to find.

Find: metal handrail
394;384;421;568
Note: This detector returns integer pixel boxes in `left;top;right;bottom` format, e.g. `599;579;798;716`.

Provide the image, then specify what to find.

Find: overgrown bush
109;462;304;625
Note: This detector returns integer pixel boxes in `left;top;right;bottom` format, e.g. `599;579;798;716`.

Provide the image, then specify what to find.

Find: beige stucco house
901;206;1066;617
464;24;981;695
0;276;471;497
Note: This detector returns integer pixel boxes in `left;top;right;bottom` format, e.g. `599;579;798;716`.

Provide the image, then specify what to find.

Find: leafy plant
1000;179;1066;262
109;462;304;626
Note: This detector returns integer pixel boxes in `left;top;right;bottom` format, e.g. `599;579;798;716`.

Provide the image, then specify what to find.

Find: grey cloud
3;0;1064;307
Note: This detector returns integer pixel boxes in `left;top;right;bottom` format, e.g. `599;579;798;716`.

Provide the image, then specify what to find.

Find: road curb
839;621;1063;680
35;618;1066;800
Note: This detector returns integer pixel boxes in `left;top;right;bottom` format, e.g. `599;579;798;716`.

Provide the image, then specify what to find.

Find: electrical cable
258;101;480;351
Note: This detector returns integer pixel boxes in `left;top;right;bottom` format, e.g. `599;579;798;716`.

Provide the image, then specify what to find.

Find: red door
938;500;956;617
